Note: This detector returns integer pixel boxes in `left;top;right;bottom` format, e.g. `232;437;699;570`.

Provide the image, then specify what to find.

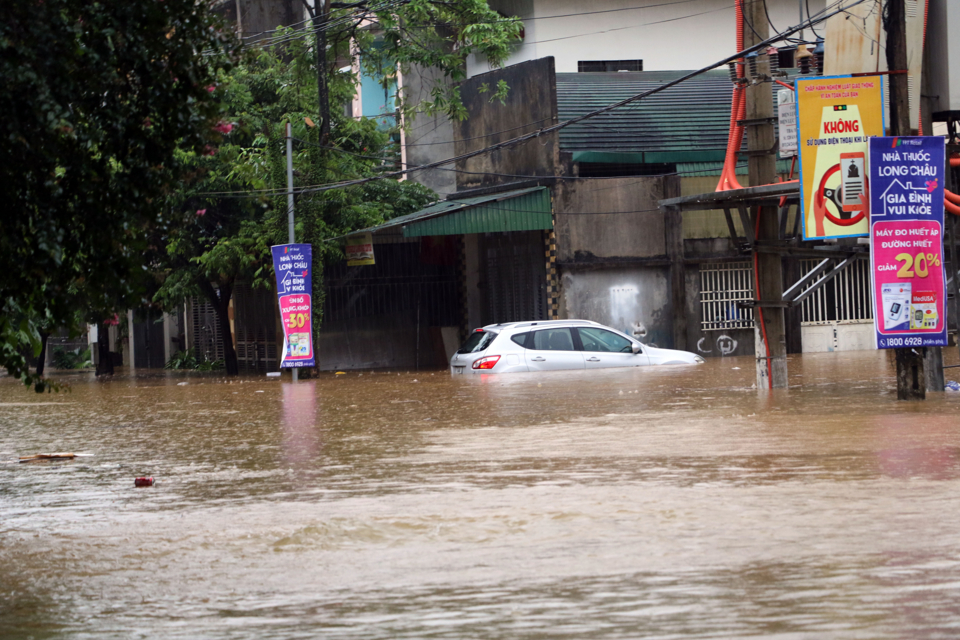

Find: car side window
531;328;576;351
577;327;635;353
510;332;531;348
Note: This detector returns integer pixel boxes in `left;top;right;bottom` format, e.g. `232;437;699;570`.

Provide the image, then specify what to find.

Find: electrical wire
234;0;714;45
807;0;822;39
199;156;787;199
198;0;868;199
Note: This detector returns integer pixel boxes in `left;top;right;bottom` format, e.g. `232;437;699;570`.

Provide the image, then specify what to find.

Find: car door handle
531;356;546;361
586;357;601;362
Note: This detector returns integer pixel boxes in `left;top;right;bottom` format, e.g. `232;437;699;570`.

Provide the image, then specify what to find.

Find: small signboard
777;90;797;158
271;243;315;368
869;136;947;349
796;74;884;240
345;233;375;266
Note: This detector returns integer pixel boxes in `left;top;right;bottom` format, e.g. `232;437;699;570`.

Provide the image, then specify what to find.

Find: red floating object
134;477;154;487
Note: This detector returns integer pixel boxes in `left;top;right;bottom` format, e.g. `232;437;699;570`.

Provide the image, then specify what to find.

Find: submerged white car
450;320;704;374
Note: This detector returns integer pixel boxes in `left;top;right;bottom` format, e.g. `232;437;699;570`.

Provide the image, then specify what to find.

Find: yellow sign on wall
797;75;885;240
345;233;375;266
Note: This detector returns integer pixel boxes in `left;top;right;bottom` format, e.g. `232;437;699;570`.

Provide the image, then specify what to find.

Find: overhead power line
200;0;867;199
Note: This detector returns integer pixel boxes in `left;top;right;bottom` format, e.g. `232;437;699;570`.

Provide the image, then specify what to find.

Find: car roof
479;319;604;332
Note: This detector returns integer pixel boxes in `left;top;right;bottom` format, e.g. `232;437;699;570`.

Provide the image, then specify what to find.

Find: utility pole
885;0;936;398
745;0;788;389
286;121;298;383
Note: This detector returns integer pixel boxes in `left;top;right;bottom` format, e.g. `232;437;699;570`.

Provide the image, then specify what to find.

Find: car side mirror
631;343;641;354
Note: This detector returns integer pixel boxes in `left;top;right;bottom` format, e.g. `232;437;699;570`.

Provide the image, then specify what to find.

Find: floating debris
134;477;154;487
19;453;89;463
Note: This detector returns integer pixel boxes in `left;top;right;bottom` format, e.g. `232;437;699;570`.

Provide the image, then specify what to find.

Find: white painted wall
469;0;827;77
801;322;875;352
927;0;960;112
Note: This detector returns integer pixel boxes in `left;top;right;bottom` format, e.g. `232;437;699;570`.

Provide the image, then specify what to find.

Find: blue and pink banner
271;244;315;367
869;136;947;349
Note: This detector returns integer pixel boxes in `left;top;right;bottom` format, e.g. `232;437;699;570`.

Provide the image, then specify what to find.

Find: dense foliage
0;0;235;390
154;0;522;376
2;0;522;385
153;35;437;375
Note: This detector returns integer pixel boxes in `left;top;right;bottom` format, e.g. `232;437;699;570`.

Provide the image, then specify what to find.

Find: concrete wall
925;0;960;114
555;175;681;348
561;268;674;348
553;177;668;263
402;63;458;198
454;57;560;190
468;0;826;77
239;0;304;37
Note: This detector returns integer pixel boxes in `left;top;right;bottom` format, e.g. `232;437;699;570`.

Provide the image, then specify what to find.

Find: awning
340;186;552;240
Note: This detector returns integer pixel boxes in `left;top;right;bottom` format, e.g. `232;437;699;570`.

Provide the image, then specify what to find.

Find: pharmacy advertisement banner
869;136;947;349
796;75;884;240
271;243;315;367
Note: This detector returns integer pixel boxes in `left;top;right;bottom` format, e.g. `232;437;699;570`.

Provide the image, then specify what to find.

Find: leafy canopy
0;0;236;390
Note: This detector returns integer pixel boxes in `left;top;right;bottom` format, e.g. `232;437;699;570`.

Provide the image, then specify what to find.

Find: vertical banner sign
869;136;947;349
796;75;884;240
271;244;315;367
345;232;375;266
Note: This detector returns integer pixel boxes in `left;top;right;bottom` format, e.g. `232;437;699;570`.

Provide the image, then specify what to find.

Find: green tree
0;0;236;390
305;0;522;134
153;38;435;375
153;2;522;375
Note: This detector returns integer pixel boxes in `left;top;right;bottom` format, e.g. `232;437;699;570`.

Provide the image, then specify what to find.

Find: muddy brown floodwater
3;350;960;639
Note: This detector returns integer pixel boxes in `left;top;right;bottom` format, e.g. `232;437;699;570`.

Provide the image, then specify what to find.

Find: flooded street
4;350;960;638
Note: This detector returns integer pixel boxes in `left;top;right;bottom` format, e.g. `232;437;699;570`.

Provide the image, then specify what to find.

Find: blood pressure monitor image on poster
796;75;885;240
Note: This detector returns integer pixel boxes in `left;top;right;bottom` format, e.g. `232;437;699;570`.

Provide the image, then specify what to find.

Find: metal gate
233;282;279;373
133;310;166;368
191;295;224;362
322;240;459;327
481;231;547;324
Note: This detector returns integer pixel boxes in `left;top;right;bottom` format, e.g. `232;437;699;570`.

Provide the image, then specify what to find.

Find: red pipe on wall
717;0;745;192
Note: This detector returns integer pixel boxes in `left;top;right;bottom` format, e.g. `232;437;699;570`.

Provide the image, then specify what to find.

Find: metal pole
286;121;298;383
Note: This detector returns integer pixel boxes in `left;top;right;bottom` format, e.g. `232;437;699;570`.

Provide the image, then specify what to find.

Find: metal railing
799;258;873;325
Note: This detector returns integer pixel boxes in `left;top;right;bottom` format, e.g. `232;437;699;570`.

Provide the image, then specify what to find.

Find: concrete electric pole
744;0;788;389
885;0;943;398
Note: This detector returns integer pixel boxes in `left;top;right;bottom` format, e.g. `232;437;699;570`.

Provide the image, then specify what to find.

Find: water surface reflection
2;350;960;638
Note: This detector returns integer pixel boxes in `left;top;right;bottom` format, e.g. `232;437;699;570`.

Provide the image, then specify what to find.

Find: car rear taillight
472;355;500;370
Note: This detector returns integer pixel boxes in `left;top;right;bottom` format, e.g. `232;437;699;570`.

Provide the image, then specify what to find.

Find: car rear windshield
457;330;498;354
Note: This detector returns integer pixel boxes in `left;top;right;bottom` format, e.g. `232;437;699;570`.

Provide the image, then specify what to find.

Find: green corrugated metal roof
339;187;552;240
557;68;799;165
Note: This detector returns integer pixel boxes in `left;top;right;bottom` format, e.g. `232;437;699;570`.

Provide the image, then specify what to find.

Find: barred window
700;262;755;331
